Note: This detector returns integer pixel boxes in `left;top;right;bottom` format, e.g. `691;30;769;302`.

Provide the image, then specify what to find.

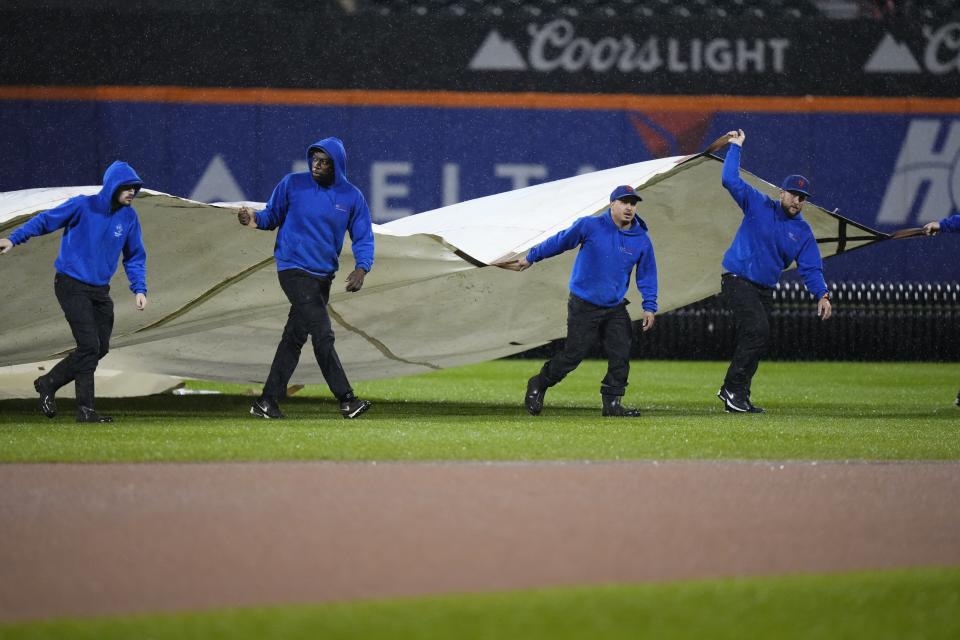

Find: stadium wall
1;89;958;282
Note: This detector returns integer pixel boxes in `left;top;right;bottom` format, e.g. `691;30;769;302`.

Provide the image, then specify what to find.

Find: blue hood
97;161;143;211
307;137;347;187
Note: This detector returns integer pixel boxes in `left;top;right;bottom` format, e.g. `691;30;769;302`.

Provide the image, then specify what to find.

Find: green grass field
2;360;958;638
1;360;957;462
3;568;959;640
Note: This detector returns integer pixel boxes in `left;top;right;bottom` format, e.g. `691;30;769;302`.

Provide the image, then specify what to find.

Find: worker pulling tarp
0;149;886;398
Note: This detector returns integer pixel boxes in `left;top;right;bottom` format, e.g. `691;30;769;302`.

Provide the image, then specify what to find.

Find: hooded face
100;161;143;212
309;148;335;186
114;184;139;208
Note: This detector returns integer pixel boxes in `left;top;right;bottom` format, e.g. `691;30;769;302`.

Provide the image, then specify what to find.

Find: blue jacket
938;214;960;233
526;212;658;311
721;146;828;298
9;161;147;293
256;137;375;276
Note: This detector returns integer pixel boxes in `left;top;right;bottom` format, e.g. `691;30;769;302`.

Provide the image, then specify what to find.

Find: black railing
516;282;960;361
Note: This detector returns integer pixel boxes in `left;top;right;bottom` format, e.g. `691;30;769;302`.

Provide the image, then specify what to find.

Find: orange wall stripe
0;86;958;114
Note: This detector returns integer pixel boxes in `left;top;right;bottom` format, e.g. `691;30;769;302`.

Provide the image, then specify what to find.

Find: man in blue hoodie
922;213;960;406
0;161;148;423
499;185;658;417
716;129;832;414
237;137;374;420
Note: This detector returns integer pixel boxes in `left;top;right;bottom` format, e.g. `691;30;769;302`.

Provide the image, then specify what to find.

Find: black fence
517;281;960;362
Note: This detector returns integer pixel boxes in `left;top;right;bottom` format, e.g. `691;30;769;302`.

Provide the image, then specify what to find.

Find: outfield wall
1;89;958;282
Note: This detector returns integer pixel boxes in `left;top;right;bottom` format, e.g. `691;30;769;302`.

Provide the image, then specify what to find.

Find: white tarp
0;153;883;398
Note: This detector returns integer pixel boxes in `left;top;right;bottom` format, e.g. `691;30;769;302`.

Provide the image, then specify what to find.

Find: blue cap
781;174;811;197
610;185;642;203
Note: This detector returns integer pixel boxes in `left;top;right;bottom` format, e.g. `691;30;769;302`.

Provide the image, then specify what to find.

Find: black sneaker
601;395;641;417
717;386;751;413
250;397;284;419
76;406;113;423
340;396;371;419
745;402;766;414
525;375;547;416
34;376;57;419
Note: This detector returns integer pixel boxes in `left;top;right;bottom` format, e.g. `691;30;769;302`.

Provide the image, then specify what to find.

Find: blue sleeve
7;198;80;245
635;236;658;313
255;176;290;230
122;213;148;294
721;146;765;216
939;214;960;233
795;232;827;299
525;217;589;263
349;192;375;272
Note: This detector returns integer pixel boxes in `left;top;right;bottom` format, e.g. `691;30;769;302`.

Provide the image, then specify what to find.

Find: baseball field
1;359;959;638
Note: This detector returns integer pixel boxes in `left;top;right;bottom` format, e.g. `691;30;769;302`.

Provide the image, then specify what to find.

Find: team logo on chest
114;224;124;238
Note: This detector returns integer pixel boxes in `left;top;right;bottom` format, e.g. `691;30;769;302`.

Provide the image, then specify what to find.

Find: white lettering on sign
924;22;960;74
495;164;548;190
371;162;413;222
521;20;788;74
864;23;960;74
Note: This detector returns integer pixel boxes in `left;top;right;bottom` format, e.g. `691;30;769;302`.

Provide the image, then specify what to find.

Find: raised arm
720;130;765;215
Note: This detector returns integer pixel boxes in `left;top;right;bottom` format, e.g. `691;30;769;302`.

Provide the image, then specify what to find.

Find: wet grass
1;360;958;462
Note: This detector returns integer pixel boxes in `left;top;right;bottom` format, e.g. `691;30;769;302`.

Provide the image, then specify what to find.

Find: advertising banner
1;90;958;283
1;11;958;96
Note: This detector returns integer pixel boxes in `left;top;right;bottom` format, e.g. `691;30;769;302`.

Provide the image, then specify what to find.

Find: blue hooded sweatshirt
720;146;827;298
255;137;375;277
525;211;658;311
938;214;960;233
9;161;147;293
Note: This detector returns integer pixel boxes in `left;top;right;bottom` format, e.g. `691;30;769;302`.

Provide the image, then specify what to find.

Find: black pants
42;273;114;408
262;269;353;402
540;294;633;397
722;273;774;396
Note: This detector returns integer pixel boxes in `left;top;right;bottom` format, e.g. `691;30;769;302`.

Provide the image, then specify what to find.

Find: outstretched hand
237;206;257;228
345;268;366;292
726;129;745;146
0;238;12;255
495;257;531;272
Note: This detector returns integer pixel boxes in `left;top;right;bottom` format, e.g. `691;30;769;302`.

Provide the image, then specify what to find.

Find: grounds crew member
715;129;832;414
922;213;960;407
499;185;658;417
0;161;148;423
237;137;374;420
